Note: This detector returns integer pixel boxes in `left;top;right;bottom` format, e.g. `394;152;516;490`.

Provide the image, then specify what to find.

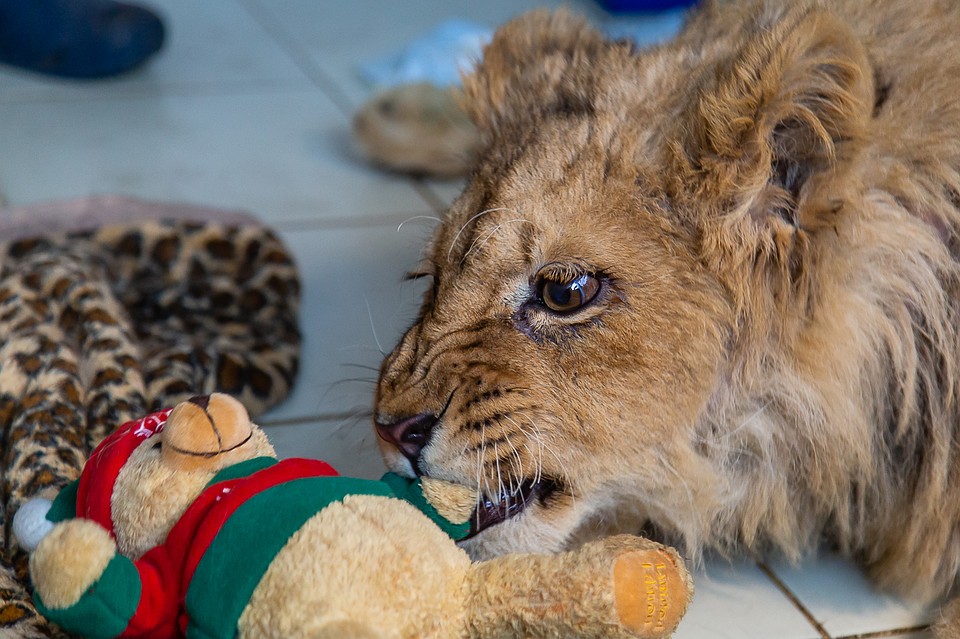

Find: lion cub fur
374;0;960;629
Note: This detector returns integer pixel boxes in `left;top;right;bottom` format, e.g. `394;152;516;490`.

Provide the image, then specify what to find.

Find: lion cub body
375;0;960;614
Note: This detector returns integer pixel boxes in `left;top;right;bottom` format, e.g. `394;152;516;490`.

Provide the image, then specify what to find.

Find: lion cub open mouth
467;478;561;538
374;409;565;538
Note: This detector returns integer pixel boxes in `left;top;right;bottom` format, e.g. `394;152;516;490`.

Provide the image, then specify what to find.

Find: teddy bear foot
612;547;691;638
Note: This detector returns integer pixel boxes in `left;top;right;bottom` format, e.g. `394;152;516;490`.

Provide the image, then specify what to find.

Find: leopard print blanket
0;197;301;638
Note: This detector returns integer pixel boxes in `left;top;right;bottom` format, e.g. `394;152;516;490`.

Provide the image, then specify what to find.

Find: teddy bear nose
188;394;210;409
375;412;437;472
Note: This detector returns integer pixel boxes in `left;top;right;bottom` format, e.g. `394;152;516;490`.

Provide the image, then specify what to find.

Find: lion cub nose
375;412;437;472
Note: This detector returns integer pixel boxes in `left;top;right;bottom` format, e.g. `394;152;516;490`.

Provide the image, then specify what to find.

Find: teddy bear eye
152;441;162;450
536;272;601;314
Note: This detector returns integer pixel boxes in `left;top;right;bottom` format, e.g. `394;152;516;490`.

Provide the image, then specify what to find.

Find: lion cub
374;0;960;634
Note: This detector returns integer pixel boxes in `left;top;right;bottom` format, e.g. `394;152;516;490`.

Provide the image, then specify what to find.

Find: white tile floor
0;1;942;637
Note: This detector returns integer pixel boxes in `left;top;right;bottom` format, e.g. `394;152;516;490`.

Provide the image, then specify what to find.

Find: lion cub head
375;4;874;559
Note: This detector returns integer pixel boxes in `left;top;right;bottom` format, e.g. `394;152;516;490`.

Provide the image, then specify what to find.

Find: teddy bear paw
31;519;118;609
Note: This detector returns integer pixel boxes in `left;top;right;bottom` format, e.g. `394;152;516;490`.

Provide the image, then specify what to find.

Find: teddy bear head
74;393;275;558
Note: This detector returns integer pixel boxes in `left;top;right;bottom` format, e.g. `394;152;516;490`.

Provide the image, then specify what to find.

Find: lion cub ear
679;6;873;260
462;9;612;138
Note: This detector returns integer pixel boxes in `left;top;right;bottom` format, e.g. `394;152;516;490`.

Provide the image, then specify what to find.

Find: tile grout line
234;0;358;119
0;78;315;105
411;180;453;215
756;561;833;639
259;409;373;428
833;625;932;639
232;0;447;220
270;209;443;233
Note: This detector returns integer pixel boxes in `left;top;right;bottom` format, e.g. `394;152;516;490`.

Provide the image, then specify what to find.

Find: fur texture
374;0;960;626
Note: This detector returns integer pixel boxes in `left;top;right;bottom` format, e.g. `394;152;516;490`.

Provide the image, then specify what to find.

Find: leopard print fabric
0;219;300;638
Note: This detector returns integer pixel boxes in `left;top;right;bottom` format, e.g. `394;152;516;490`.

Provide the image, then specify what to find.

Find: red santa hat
57;408;172;536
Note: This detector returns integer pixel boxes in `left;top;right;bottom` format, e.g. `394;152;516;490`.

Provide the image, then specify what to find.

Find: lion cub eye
536;272;601;314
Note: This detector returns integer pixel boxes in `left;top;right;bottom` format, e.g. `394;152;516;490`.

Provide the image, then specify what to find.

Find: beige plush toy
21;393;692;639
352;83;479;178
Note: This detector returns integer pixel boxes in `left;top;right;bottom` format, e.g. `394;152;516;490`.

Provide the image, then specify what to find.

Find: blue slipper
0;0;164;79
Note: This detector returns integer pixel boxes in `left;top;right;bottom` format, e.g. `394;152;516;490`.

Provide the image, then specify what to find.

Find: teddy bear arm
379;472;473;539
34;538;184;638
31;520;143;639
34;553;141;639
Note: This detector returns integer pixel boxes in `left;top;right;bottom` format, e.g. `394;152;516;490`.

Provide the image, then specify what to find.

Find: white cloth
358;12;688;89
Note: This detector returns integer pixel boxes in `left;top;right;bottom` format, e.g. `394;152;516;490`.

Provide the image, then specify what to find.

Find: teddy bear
17;393;693;639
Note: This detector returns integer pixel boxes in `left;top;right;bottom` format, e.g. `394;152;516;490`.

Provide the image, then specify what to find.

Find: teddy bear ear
462;9;615;140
